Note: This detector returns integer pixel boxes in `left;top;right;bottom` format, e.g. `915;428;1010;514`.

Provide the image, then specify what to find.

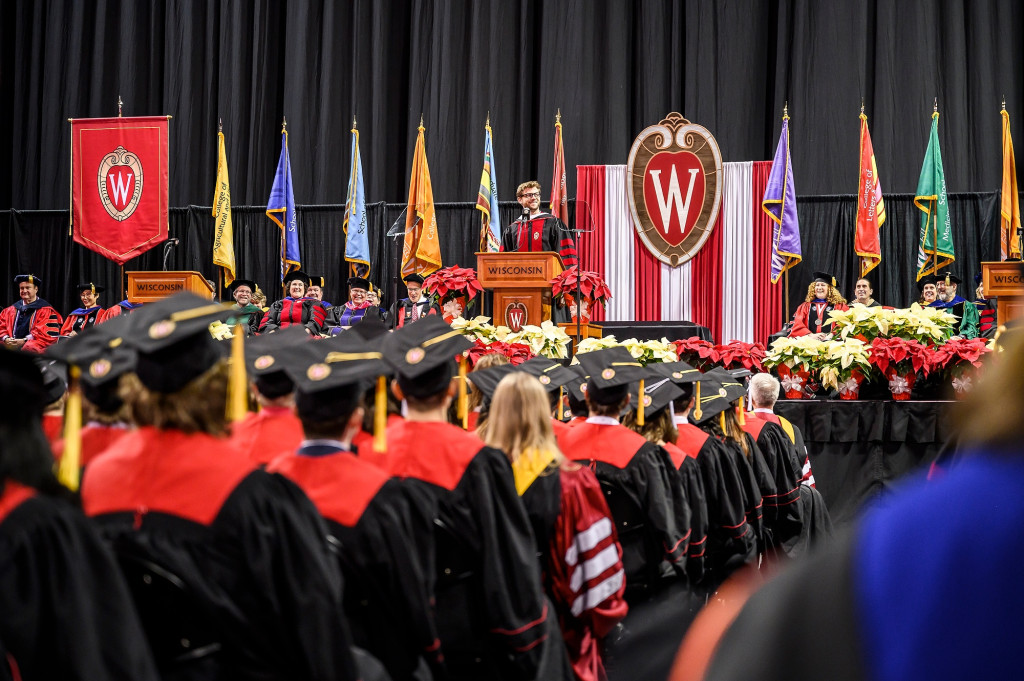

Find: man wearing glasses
500;181;578;268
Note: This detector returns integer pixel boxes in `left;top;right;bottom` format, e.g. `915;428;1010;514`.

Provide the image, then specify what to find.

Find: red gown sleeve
789;302;813;336
24;307;62;352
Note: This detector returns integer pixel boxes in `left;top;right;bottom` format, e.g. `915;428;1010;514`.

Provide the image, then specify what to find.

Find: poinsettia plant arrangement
763;335;827;372
713;340;767;373
814;338;874;397
466;339;534;368
450;315;509;343
868;337;932;376
423;265;484;307
826;303;957;343
929;337;992;396
619;337;679;365
550;267;613;307
505;321;572;359
671;337;718;371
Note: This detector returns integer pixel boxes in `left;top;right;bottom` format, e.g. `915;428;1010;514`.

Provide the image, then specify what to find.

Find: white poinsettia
764;335;827;370
505;321;572;359
577;335;621;355
816;338;873;390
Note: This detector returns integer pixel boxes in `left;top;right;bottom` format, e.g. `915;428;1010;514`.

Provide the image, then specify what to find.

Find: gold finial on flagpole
860;98;865;116
117;95;123;117
783;101;789;120
486;111;490;128
352;115;357;129
218;117;223;133
933;97;938;113
282;116;287;133
1002;95;1006;112
419;113;424;127
556;108;561;124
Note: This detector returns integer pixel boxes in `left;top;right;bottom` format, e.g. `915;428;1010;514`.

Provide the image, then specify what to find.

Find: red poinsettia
550;267;613;307
868;337;933;376
713;340;767;373
671;337;717;370
466;339;535;368
423;265;483;305
929;337;992;371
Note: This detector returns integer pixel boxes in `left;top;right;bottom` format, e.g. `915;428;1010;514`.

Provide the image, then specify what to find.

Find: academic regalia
929;295;980;338
790;299;848;336
673;423;759;587
0;298;62;352
741;417;804;553
0;480;161;681
227;302;264;335
514;454;628;681
500;212;579;268
82;428;359;681
268;444;441;681
750;409;814;486
60;306;103;336
975;298;997;336
662;440;711;588
42;412;63;448
230;406;305;466
324;302;385;333
99;300;144;322
388;297;441;329
259;296;327;335
53;423;130;468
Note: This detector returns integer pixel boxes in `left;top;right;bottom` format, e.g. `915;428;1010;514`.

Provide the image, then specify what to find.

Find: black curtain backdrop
0;192;1004;318
2;0;1023;212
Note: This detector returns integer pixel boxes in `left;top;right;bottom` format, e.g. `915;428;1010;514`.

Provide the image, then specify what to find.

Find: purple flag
762;117;802;283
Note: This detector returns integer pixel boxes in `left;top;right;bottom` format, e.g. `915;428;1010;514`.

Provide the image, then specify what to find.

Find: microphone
162;238;180;271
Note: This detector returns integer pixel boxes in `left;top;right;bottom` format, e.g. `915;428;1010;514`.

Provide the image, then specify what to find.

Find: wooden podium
126;271;214;303
980;261;1024;326
476;252;563;330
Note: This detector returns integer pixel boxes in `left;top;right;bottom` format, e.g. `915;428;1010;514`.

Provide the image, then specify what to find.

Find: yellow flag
402;122;442;276
212;130;236;286
1001;108;1022;260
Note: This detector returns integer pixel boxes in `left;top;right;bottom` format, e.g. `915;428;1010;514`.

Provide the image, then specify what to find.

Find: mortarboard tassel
693;381;702;421
737;396;745;425
637;378;645;426
57;366;82;492
226;324;248;422
720;411;726;433
558;387;565;421
374;375;387;453
458;355;468;430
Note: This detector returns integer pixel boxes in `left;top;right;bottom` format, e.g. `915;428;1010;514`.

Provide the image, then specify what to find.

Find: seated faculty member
789;271;848;339
0;274;62;352
60;282;105;337
259;270;327;335
388;272;440;329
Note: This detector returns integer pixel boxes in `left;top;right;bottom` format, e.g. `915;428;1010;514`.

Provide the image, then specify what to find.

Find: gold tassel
637;378;645;426
738;397;745;425
458;356;468;430
226;324;248;422
374;375;387;453
57;366;82;492
558;387;565;421
720;411;726;433
693;381;702;421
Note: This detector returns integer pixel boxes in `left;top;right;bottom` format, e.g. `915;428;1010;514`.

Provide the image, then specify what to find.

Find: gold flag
402;121;442;276
212;130;236;286
1001;108;1022;260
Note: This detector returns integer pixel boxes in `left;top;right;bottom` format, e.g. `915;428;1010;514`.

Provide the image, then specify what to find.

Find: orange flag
854;111;886;277
402;120;442;276
550;110;568;223
1001;106;1021;260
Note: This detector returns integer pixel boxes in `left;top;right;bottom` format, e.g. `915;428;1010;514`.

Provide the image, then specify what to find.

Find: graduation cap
938;271;962;286
122;292;233;394
467;363;517;404
283;270;311;289
627;374;688;417
691;368;746;427
46;315;136;400
649;360;701;385
564;364;590;403
403;273;426;285
308;275;326;289
349;313;389;342
916;274;938;292
383;316;473;397
575;347;648;422
74;282;105;295
0;348;49;422
812;271;837;287
285;332;391;450
14;274;41;288
228;279;257;294
516;357;576;393
347;276;371;291
244;325;308;398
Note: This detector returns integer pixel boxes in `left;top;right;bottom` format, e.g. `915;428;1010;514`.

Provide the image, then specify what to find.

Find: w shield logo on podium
505;301;528;332
71;116;169;265
627;112;723;266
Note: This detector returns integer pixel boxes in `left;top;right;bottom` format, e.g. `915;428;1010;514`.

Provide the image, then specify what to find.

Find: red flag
854;112;886;277
550;111;568;223
71;117;169;265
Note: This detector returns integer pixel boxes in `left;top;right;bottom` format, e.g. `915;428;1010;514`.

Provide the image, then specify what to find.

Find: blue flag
476;123;501;251
266;129;300;280
344;126;370;275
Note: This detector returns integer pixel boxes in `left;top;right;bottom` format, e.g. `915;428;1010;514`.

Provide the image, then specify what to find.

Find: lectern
126;271;215;303
476;252;563;331
980;261;1024;326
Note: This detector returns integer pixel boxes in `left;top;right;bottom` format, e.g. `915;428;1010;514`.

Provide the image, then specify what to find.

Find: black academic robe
60;306;103;336
743;418;804;554
259;297;327;335
386;420;553;681
500;212;579;268
267;446;441;681
556;421;692;604
673;425;759;588
0;480;160;681
387;298;441;329
663;442;711;587
81;427;359;681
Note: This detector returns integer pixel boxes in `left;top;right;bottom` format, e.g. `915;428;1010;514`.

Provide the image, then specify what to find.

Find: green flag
914;111;954;279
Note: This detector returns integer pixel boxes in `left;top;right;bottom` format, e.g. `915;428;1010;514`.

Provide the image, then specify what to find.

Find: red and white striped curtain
575;162;783;345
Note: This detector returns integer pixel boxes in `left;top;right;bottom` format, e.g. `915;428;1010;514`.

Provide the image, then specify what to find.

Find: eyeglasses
519;192;540;199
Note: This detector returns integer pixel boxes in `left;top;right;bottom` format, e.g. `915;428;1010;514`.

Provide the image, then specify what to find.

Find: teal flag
344;126;370;276
914;112;954;278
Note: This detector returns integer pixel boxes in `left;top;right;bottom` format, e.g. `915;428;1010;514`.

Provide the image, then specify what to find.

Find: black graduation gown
386;420;552;681
0;481;160;681
663;442;711;587
557;422;692;604
267;448;441;681
81;427;359;681
743;419;804;553
673;425;758;588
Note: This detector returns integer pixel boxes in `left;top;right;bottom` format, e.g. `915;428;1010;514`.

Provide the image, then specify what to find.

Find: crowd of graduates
0;284;839;681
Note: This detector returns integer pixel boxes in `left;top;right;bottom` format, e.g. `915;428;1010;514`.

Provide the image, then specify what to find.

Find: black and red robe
259;296;326;335
500;212;579;268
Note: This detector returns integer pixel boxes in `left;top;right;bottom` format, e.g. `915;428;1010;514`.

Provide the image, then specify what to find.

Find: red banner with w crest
71;116;169;265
